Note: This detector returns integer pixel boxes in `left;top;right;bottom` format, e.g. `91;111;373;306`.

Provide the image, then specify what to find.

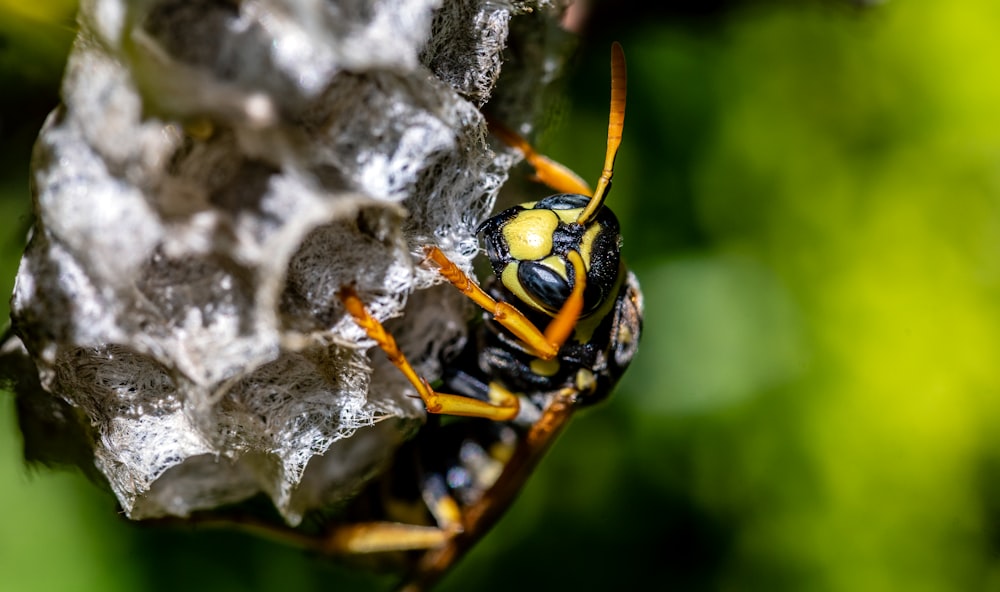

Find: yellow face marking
503;209;559;261
577;223;602;272
501;263;547;314
530;358;561;377
538;254;567;279
552;207;584;224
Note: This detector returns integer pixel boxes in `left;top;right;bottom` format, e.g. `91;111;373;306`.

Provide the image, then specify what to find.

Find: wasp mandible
323;42;640;590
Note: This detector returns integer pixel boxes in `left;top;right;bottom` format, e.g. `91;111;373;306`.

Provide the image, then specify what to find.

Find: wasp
320;42;642;590
209;43;640;590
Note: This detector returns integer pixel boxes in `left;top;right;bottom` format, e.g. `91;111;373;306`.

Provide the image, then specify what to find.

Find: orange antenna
576;41;627;226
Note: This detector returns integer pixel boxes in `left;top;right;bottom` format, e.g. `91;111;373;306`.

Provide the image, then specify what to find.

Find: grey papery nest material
1;0;577;525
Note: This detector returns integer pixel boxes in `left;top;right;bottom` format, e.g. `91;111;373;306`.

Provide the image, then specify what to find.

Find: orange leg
322;476;465;554
324;522;452;554
423;246;586;360
338;287;519;421
490;43;626;227
146;508;459;556
154;455;469;557
487;118;592;196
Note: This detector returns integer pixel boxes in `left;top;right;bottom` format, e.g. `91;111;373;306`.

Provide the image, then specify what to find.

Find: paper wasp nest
1;0;576;524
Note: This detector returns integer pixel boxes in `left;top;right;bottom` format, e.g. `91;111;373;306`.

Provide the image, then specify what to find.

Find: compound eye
516;260;572;313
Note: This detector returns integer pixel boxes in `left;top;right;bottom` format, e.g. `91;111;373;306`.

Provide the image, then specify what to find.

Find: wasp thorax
477;193;623;317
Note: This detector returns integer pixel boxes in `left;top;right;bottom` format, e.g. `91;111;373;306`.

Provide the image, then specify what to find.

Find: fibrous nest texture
1;0;576;525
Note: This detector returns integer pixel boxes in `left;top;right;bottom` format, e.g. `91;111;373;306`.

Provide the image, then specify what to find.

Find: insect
321;42;642;590
206;42;640;590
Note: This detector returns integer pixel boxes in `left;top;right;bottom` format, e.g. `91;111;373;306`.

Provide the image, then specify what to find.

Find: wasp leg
323;454;467;556
424;246;587;360
487;43;625;208
399;388;581;592
141;509;456;556
151;467;467;557
321;523;450;554
338;287;519;421
323;482;461;554
487;117;592;196
316;475;466;559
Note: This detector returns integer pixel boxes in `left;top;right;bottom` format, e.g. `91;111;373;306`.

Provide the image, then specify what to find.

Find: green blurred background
5;0;1000;590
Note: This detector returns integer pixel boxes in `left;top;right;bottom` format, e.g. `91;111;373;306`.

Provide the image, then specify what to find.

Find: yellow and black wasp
208;42;640;590
317;42;643;590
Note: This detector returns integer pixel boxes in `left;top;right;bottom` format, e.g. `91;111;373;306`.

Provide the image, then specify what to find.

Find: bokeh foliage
4;0;1000;590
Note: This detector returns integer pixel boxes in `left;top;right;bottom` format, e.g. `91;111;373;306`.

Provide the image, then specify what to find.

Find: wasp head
477;193;622;317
